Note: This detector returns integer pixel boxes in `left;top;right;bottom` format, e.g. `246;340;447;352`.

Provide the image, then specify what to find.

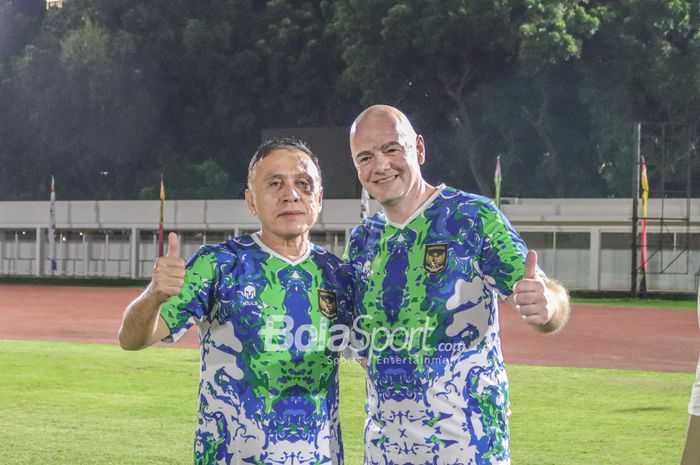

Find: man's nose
373;151;391;172
281;183;301;201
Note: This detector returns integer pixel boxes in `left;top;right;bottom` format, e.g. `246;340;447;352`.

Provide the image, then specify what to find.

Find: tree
333;0;606;197
0;0;44;63
577;0;700;196
334;0;518;195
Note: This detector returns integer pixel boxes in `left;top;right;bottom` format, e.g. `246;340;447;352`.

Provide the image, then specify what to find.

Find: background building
2;197;699;293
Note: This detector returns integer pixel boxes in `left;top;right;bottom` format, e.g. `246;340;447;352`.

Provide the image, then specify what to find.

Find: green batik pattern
361;217;436;375
249;255;335;415
346;186;527;465
159;236;350;465
160;249;219;340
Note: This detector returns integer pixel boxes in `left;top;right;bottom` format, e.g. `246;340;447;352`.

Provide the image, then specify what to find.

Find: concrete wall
2;197;699;292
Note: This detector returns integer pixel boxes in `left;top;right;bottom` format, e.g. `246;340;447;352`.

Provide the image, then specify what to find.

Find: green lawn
572;297;697;310
0;339;692;465
508;365;691;465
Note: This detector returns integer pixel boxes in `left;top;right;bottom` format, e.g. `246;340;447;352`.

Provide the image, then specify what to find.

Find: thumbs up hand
511;250;555;326
524;249;537;279
150;232;186;304
166;231;180;259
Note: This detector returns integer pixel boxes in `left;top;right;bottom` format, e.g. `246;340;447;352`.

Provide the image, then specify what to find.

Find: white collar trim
386;184;446;229
251;233;311;266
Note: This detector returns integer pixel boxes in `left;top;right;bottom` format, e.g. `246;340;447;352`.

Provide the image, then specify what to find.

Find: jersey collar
251;233;311;266
385;184;446;230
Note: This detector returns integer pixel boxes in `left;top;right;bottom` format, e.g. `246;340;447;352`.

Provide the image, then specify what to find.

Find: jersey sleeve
477;200;528;298
159;245;222;342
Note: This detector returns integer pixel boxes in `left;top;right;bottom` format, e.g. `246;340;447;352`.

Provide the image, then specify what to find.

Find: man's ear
416;135;426;165
245;189;257;216
318;185;323;211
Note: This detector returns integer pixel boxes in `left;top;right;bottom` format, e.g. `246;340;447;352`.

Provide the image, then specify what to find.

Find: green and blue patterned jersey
345;185;528;465
160;234;353;465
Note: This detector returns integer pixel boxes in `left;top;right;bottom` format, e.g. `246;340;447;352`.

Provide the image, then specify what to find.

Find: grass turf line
571;297;697;310
0;339;691;465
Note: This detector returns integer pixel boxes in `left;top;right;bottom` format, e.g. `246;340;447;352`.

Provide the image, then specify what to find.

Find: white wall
2;197;699;292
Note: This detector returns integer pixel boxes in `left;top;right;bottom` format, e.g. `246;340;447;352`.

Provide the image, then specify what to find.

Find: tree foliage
1;0;700;200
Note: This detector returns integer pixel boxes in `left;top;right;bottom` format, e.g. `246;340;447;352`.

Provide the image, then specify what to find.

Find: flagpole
49;176;57;276
494;156;502;208
360;187;370;221
631;124;640;297
158;174;165;257
639;156;649;296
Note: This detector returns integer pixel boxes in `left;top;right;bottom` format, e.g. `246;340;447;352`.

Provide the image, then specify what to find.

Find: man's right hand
150;232;186;304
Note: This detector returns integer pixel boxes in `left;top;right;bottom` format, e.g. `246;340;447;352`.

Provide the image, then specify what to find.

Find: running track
1;284;698;372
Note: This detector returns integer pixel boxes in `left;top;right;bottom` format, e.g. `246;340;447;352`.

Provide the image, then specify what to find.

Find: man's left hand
511;250;555;327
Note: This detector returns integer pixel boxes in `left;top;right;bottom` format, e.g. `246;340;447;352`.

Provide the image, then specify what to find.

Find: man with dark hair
247;138;321;189
344;105;570;464
119;138;353;465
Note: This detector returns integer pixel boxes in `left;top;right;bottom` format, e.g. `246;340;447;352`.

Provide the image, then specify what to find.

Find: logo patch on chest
424;243;448;274
318;289;338;319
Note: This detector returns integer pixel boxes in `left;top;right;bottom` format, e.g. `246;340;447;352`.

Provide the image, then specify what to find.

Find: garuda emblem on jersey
424;243;448;273
318;290;338;319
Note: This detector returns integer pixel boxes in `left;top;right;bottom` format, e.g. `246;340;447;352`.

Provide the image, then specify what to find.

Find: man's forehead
257;149;319;177
357;113;400;133
351;122;408;154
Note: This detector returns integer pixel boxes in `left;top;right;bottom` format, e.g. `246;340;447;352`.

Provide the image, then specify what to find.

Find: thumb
525;249;537;279
166;232;180;258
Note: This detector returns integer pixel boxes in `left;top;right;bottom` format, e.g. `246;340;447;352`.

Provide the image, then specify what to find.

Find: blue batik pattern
346;186;528;465
161;235;353;465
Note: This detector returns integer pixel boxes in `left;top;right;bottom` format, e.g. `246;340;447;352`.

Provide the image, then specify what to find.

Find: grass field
0;339;692;465
572;296;697;310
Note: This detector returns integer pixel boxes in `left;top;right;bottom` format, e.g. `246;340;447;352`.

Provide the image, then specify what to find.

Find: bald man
681;290;700;465
344;105;570;464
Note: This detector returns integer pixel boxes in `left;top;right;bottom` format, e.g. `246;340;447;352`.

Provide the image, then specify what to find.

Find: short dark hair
247;138;322;188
